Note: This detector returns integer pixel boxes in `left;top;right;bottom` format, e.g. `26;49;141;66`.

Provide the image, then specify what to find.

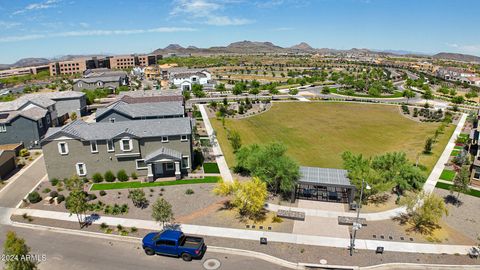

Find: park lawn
90;176;221;191
211;102;455;172
435;182;480;198
439;169;456;181
203;163;220;173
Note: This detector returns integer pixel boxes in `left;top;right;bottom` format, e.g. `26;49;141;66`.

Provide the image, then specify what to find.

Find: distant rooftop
0;91;84;112
96;100;184;119
299;166;354;187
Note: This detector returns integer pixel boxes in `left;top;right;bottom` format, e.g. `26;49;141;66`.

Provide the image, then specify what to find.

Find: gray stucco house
95;100;185;123
73;69;129;91
41;118;193;181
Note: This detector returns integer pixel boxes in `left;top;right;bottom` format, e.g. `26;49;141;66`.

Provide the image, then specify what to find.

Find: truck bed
179;236;204;249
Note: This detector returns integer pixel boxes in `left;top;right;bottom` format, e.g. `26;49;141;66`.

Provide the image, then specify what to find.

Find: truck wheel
181;253;192;261
144;248;155;256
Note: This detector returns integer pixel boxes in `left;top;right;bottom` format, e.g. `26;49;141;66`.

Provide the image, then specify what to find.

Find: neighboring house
117;93;184;105
95;100;185;123
73;69;129;91
168;69;212;91
0;150;16;180
0;107;50;148
41;118;193;181
28;91;87;121
461;77;480;86
436;67;476;81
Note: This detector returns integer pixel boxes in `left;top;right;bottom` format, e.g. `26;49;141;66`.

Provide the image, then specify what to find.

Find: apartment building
49;59;87;76
0;65;50;79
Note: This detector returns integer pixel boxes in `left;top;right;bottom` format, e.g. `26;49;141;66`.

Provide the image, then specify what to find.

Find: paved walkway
198;104;233;183
4;208;474;255
267;113;468;220
0;155;47;208
295;96;311;102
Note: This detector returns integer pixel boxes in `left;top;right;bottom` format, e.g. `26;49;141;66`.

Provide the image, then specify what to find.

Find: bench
338;216;367;226
277;209;306;221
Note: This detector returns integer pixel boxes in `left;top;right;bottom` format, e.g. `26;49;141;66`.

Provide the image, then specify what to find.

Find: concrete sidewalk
198;104;233;183
9;208;474;255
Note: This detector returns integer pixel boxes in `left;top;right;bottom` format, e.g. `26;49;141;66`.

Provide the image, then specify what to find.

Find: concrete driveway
0;155;47;208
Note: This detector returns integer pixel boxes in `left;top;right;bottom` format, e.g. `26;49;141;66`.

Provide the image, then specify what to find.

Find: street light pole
350;179;366;256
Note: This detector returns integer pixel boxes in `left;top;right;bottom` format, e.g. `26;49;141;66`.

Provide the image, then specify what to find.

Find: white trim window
181;135;188;142
182;156;190;169
136;159;148;170
0;124;6;133
161;136;169;143
120;138;133;152
57;142;69;155
46;116;51;125
107;140;115;152
75;163;87;176
166;163;174;171
90;141;98;153
38;120;43;129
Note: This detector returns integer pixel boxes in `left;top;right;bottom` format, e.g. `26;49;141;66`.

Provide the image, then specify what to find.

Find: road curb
15;175;48;209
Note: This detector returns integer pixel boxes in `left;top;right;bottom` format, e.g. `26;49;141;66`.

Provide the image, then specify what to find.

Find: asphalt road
0;225;288;270
0;155;47;208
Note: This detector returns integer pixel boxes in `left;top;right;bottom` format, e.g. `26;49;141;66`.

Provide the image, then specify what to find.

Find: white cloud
446;43;480;55
171;0;254;26
13;0;61;15
0;27;197;43
0;21;21;29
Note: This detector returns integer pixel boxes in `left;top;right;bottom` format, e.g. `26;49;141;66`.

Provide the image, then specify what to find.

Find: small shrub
22;213;29;220
120;230;129;236
131;172;138;180
160;188;165;192
272;215;283;223
57;187;64;192
117;170;129;182
99;190;107;196
131;227;138;233
87;193;97;201
19;148;30;157
27;191;42;204
82;177;89;183
49;191;58;198
100;222;109;230
117;224;123;231
57;194;65;203
105;228;113;234
42;188;51;194
149;188;154;192
50;178;59;186
92;173;104;183
185;188;195;195
104;170;115;182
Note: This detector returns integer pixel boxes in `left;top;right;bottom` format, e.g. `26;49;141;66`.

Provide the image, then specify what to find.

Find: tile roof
0;91;84;112
43;118;192;142
119;95;184;104
0;107;48;123
75;76;123;84
96;100;184;119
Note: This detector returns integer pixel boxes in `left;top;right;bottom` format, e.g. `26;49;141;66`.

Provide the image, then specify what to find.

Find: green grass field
211;102;455;171
435;182;480;198
439;169;456;181
90;176;220;191
203;163;220;173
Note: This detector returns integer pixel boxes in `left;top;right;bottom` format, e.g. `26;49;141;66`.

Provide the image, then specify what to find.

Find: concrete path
424;113;467;194
267;113;468;220
0;155;47;208
7;208;474;255
198;104;233;183
295;96;311;102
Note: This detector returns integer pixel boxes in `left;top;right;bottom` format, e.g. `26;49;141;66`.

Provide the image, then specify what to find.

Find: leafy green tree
215;83;226;93
249;87;260;95
449;88;457;96
289;88;299;95
128;189;149;208
235;142;300;195
250;79;260;88
402;89;415;103
214;177;267;218
321;86;331;94
192;84;206;98
3;231;38;270
65;189;89;227
232;82;246;95
451;166;471;200
424;137;434;154
451;95;464;104
228;130;242;153
422;88;434;100
151;198;174;226
438;85;450;95
400;192;448;233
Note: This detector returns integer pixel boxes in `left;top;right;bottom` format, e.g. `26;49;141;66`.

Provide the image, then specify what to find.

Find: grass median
91;176;221;191
435;181;480;198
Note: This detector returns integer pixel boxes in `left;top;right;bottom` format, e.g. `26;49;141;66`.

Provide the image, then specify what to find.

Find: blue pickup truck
142;230;207;261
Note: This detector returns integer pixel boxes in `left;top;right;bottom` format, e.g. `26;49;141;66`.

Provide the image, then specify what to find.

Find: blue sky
0;0;479;63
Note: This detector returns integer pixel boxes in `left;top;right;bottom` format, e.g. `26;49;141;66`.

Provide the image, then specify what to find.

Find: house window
38;120;43;128
166;163;174;171
120;138;132;151
58;142;69;155
46;115;51;125
161;136;169;143
97;82;103;86
78;83;82;88
90;141;98;153
136;159;147;170
76;163;87;176
181;135;188;142
0;124;6;133
107;140;114;152
109;118;115;123
182;156;189;169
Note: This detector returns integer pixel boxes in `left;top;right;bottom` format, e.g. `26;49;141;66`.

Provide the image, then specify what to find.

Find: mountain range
2;41;480;70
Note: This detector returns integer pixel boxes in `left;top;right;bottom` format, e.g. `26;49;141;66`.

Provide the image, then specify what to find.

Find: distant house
73;69;129;91
41;118;193;181
168;69;212;91
0;150;16;180
95;100;185;123
436;67;476;81
0;91;87;148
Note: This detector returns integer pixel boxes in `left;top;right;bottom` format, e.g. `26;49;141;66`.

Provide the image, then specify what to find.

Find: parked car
142;230;207;261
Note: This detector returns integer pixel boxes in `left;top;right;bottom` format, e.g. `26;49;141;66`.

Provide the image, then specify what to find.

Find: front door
154;162;163;176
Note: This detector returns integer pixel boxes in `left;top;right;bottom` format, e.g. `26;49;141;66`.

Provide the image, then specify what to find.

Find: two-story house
168;69;212;91
41;118;193;181
95;100;185;123
73;69;129;91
